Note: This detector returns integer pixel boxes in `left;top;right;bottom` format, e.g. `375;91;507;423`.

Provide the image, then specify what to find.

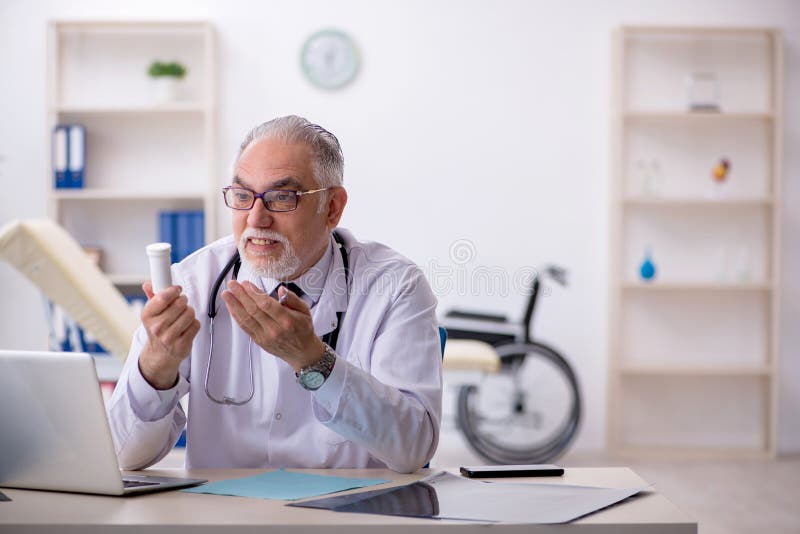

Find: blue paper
182;469;390;501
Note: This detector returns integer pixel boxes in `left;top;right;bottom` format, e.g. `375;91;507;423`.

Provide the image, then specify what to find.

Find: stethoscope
204;231;349;406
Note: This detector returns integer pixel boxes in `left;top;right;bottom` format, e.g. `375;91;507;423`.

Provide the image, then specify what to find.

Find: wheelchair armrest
445;309;509;323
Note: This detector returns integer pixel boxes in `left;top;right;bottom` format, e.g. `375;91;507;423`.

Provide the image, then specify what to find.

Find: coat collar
311;233;349;337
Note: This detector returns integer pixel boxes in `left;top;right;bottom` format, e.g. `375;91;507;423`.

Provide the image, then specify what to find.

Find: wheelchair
441;266;581;464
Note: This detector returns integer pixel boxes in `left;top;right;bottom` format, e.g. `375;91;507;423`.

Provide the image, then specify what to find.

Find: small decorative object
301;29;360;90
712;158;730;181
639;247;657;282
710;157;730;197
635;158;663;197
686;72;720;112
147;61;188;103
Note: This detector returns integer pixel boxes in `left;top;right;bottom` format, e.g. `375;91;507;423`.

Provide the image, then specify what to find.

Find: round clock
300;29;360;90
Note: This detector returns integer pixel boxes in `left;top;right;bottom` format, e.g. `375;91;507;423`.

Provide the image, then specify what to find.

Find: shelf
46;20;216;286
54;103;209;114
57;20;211;35
621;25;777;37
53;189;207;201
618;364;771;377
53;20;211;111
623;197;773;208
624;111;773;121
610;26;781;457
622;281;771;292
107;274;147;286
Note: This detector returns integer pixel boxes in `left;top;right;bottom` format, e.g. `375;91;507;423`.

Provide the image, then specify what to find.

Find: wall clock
300;29;360;90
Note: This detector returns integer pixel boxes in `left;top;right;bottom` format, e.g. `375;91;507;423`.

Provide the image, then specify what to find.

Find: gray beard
242;253;301;280
237;234;301;281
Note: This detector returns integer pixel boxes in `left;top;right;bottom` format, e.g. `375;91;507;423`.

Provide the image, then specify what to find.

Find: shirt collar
285;240;333;304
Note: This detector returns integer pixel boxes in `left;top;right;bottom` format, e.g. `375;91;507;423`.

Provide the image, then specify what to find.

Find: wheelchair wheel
456;341;581;464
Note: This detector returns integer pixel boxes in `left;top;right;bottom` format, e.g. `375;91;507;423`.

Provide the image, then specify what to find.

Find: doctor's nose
246;199;274;227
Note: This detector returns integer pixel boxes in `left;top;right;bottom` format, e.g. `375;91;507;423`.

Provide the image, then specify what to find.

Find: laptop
0;350;206;495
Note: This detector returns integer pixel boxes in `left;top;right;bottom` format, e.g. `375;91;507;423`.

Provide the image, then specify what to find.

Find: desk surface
1;467;696;533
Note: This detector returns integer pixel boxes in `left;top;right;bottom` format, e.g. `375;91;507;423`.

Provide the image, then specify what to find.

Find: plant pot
151;77;182;103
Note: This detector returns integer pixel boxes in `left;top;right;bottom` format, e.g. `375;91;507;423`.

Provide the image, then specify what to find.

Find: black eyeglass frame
222;186;331;212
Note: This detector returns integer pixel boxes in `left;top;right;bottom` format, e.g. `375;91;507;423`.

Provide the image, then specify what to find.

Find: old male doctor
108;116;442;473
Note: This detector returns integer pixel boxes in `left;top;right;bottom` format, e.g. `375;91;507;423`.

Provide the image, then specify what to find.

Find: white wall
1;0;798;453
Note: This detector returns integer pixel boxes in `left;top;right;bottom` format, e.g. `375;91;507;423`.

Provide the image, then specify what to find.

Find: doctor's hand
221;281;326;373
138;282;201;390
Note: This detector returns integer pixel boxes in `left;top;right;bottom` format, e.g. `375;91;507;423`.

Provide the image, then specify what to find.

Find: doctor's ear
325;187;347;229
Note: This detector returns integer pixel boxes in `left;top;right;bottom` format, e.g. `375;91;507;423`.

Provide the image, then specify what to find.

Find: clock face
301;30;359;90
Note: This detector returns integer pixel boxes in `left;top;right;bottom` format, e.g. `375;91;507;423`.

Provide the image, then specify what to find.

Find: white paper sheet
291;471;647;524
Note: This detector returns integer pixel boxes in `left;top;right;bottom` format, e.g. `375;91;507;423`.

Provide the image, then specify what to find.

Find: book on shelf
158;210;205;264
53;126;67;188
44;294;145;400
45;294;148;357
52;124;85;189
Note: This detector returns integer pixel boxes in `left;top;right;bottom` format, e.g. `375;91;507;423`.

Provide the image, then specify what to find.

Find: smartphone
459;464;564;478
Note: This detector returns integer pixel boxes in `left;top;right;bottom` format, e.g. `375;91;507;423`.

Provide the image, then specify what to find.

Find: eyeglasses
222;186;330;212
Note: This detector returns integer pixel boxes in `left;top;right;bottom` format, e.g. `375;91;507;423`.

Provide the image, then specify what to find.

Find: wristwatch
296;343;337;391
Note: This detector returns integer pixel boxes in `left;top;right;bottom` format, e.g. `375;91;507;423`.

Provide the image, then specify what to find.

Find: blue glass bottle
639;248;657;282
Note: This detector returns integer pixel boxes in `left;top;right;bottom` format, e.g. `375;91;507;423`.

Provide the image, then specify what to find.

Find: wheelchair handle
543;265;568;287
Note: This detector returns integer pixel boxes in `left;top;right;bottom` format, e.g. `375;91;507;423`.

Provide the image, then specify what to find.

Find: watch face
300;29;359;90
301;370;326;390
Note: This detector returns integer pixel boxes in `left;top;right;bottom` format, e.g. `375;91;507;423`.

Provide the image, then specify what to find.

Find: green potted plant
147;60;188;103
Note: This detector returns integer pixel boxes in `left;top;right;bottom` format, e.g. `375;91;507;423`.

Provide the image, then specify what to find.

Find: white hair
233;115;344;190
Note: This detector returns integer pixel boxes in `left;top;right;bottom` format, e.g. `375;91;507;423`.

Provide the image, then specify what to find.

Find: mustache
239;229;289;245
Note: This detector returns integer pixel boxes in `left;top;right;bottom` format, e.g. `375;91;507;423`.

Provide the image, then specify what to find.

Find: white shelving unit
608;27;782;456
46;21;216;289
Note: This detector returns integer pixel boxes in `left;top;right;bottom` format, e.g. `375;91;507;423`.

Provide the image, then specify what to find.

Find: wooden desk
0;467;697;533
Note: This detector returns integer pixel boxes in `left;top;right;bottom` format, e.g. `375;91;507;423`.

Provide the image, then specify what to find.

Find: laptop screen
0;350;126;494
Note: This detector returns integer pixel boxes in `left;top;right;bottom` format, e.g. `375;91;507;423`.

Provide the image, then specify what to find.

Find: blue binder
158;212;179;264
158;211;205;263
188;210;205;258
175;211;192;262
67;125;85;188
158;210;205;263
52;126;69;188
53;124;85;188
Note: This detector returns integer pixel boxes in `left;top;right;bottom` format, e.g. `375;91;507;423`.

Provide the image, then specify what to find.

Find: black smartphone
459;464;564;478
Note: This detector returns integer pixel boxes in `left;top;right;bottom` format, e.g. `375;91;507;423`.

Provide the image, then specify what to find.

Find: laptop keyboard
123;479;159;488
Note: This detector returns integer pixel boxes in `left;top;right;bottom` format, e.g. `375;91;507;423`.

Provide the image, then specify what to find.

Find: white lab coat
107;228;442;473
